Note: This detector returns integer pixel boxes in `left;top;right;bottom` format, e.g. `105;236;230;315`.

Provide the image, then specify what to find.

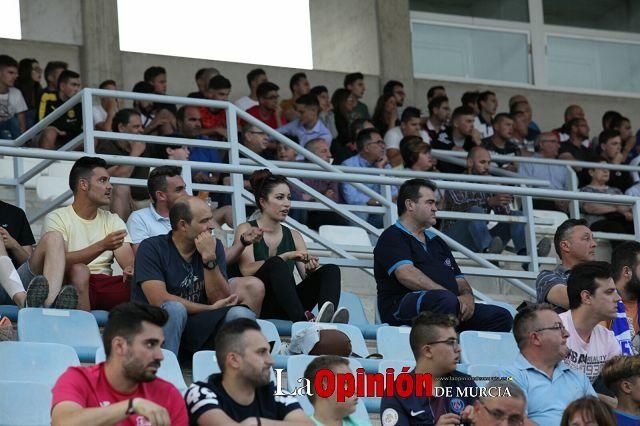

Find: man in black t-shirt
133;197;264;356
0;200;75;308
38;69;82;150
185;318;310;425
373;178;512;331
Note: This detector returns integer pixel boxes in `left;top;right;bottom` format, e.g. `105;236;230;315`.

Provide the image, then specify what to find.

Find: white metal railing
3;88;640;301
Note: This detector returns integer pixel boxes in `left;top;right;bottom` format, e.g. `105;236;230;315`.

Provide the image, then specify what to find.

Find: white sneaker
315;301;335;323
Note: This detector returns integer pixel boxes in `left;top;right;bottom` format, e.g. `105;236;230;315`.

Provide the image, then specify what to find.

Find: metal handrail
6;88;640;303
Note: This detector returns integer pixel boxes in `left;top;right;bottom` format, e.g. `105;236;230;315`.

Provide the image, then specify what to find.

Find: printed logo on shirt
100;401;110;407
410;409;425;417
135;416;152;426
382;408;399;426
449;398;465;414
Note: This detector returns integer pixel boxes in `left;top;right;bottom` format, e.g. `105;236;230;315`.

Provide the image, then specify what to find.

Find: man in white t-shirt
234;68;267;111
383;107;430;167
92;79;119;131
560;261;622;384
0;55;27;138
43;157;135;311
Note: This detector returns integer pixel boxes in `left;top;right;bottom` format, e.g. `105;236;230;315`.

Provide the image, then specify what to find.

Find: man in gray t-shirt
536;219;596;311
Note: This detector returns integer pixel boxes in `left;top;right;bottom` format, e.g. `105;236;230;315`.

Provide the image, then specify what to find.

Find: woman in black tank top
233;170;342;322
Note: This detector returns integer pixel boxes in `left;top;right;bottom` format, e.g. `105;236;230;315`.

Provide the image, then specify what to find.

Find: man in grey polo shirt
536;219;596;311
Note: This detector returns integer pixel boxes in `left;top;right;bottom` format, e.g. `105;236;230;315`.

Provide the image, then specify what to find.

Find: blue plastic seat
376;326;412;360
459;331;518;365
378;359;416;378
476;300;518;319
286;354;371;418
17;308;103;362
312;291;385;339
96;347;187;394
257;319;282;355
0;381;51;426
192;350;221;383
192;350;277;384
466;363;501;387
91;310;109;326
0;341;79;387
0;304;18;321
263;319;293;336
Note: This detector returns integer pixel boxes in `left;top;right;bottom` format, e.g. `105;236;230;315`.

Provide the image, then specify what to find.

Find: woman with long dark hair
372;92;399;137
15;58;43;128
233;169;347;323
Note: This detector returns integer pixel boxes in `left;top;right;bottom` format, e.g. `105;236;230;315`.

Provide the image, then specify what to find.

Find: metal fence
2;88;640;301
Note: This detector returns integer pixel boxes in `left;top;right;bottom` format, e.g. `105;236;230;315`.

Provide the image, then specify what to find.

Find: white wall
20;0;82;45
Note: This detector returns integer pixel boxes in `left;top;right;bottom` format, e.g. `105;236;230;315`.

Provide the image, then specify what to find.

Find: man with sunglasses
380;312;477;426
501;304;596;425
472;380;528;426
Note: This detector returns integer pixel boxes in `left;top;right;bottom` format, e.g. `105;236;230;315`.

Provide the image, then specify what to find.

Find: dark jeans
392;289;513;331
254;256;341;321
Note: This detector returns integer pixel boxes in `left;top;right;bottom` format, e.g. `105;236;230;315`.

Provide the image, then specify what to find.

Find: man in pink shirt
560;261;622;385
51;302;188;426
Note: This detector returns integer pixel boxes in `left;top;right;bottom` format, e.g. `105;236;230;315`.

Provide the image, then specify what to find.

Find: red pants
89;274;131;311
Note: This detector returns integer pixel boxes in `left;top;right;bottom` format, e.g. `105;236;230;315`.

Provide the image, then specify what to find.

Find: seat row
0;339;507;425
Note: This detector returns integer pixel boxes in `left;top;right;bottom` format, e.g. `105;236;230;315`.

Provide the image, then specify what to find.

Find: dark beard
625;275;640;300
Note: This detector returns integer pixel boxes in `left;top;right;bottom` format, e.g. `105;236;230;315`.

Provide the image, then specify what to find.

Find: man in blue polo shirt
500;304;596;425
373;178;512;331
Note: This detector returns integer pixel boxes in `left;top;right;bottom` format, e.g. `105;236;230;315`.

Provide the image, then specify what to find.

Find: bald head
564;105;585;122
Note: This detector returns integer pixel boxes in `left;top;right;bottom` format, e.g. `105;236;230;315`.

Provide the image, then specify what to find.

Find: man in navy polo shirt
373;178;512;331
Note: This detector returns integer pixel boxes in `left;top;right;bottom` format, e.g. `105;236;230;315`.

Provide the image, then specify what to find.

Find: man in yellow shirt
43;157;135;311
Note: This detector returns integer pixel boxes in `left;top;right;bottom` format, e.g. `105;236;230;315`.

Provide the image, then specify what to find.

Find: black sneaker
25;276;49;308
315;301;335;323
52;286;79;310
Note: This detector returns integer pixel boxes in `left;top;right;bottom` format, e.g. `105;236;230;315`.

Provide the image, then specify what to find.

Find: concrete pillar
80;0;123;88
375;0;415;106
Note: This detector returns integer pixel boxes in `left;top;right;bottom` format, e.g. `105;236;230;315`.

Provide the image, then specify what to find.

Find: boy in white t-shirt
0;55;27;138
560;261;622;383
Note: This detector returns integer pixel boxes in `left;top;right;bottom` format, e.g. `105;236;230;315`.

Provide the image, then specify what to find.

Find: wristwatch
126;398;135;415
204;259;218;270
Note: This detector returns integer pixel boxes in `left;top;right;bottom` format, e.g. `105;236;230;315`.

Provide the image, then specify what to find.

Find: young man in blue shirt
373;178;512;331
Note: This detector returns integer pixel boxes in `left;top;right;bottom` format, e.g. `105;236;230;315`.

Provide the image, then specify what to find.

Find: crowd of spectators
3;51;640;424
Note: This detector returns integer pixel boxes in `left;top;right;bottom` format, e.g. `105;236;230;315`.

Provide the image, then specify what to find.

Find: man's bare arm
546;284;570;309
394;264;448;292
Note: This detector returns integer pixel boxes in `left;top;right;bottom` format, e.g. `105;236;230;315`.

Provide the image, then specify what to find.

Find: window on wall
410;0;529;22
412;22;530;84
117;0;313;69
547;36;640;92
410;0;640;95
0;0;21;39
543;0;640;34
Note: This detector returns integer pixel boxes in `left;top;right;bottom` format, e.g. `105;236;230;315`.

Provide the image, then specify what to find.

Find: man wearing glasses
472;380;528;426
380;312;477;425
500;304;596;425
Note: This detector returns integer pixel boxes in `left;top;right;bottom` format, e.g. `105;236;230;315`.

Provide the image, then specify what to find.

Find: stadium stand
0;341;79;387
0;381;51;426
459;330;519;365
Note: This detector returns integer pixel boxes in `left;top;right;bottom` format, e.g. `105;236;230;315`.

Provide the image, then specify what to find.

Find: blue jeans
393;289;513;331
444;206;526;253
160;300;256;355
0;117;21;139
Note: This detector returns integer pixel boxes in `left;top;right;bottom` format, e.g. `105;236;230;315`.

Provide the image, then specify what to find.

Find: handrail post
181;163;193;195
382;183;395;228
82;89;95;154
566;165;580;219
227;106;245;226
634;200;640;242
13;156;25;211
522;193;539;273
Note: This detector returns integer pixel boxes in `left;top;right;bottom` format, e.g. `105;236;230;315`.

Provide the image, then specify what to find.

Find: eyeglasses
247;131;267;136
366;140;385;146
425;338;459;348
263;95;279;100
534;322;566;333
478;401;524;426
